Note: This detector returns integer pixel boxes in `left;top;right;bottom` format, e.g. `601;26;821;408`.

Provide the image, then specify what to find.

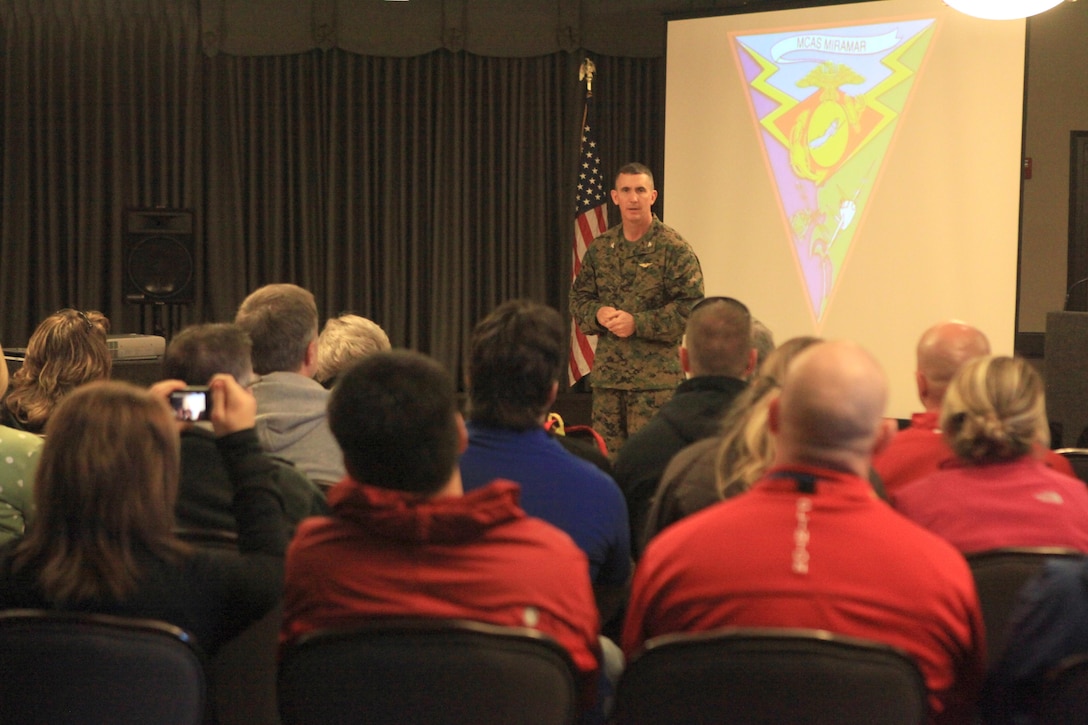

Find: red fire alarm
1023;157;1033;180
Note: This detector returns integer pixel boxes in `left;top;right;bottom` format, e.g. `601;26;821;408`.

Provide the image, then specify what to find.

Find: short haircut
234;283;318;375
4;309;112;433
615;162;654;188
467;300;564;431
685;297;752;378
328;351;459;494
163;323;253;385
941;355;1049;464
315;314;392;387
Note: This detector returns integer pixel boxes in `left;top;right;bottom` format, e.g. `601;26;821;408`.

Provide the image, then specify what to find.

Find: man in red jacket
281;350;601;710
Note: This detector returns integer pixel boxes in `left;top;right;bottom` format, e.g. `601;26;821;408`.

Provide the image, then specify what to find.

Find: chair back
0;608;206;725
1040;652;1088;724
1056;448;1088;485
966;547;1084;667
277;618;580;725
613;627;927;725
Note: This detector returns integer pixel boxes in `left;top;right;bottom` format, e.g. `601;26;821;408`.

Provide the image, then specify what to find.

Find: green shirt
0;425;41;544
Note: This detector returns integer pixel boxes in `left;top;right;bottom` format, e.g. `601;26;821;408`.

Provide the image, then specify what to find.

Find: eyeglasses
691;296;749;314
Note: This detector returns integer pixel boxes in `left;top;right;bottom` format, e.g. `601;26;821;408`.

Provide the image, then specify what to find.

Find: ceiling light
944;0;1066;20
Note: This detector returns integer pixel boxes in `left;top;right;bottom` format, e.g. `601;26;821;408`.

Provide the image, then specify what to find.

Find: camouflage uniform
569;216;704;456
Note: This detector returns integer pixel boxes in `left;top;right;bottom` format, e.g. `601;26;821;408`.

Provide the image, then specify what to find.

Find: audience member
281;351;601;711
750;317;775;374
457;300;630;621
0;377;287;654
982;557;1088;724
235;283;344;487
0;342;41;544
163;323;327;533
613;296;754;557
873;321;1073;493
314;313;391;388
624;341;985;724
642;336;820;549
893;355;1088;554
2;309;111;434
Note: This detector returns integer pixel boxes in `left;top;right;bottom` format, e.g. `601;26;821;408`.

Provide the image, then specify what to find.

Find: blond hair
315;314;391;386
941;355;1049;465
715;336;821;498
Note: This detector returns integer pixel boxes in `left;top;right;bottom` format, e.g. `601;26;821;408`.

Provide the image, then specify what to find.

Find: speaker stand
125;298;187;340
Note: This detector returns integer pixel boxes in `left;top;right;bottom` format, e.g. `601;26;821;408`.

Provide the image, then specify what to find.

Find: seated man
457;300;630;622
282;351;601;710
235;283;344;488
873;320;1072;493
163;323;327;534
613;296;754;556
624;341;986;724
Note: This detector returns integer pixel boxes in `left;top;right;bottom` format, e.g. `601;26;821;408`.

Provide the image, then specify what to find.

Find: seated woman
0;375;286;655
893;355;1088;554
0;337;42;544
642;336;820;549
2;309;112;434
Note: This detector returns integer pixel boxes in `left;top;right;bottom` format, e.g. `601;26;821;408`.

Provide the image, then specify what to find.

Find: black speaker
123;209;195;304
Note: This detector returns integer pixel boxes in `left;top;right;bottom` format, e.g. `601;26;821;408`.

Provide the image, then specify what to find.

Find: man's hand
596;306;618;326
597;306;635;338
209;373;257;437
603;310;635;338
148;379;190;432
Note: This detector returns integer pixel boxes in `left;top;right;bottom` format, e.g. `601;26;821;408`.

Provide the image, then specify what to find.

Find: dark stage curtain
0;0;663;386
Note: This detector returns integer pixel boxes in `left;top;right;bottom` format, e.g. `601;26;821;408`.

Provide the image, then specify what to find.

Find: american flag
570;59;607;384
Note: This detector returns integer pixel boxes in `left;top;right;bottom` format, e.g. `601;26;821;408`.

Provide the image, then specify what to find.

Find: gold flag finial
579;57;596;96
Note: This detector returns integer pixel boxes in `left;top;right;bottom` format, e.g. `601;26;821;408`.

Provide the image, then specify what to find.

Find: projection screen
665;0;1026;418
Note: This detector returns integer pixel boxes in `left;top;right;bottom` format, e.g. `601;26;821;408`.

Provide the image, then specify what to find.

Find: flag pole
569;56;606;385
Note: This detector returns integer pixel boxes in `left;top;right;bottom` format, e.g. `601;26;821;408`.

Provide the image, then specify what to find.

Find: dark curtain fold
0;0;203;340
0;3;663;388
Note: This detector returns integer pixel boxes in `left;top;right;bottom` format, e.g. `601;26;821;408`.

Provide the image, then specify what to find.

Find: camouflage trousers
592;387;675;460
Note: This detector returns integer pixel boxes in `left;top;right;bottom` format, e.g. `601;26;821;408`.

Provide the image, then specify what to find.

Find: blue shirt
459;423;631;586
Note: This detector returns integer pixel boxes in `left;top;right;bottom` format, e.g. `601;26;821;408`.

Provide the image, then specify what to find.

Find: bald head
772;341;889;476
915;321;991;411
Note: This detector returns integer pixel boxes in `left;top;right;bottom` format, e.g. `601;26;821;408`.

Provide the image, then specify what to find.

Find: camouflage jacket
569;217;704;390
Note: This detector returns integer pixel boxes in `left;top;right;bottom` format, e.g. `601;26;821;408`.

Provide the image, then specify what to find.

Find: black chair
1040;652;1088;724
1056;448;1088;485
175;525;281;725
278;618;580;725
967;547;1084;668
210;603;283;725
613;627;928;725
0;608;207;725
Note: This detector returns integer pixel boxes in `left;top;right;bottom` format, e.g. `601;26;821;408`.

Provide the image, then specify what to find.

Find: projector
107;334;165;361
